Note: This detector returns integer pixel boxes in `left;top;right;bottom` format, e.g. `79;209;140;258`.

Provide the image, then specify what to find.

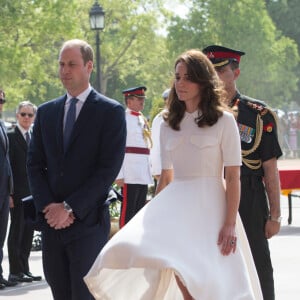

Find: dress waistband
125;147;150;155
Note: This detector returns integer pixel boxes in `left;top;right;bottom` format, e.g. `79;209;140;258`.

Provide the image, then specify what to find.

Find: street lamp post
89;1;105;93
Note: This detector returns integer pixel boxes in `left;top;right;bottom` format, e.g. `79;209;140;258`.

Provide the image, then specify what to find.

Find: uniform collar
126;108;141;116
230;91;241;107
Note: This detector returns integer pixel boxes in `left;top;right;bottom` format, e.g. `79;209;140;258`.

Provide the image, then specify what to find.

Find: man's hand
265;220;280;239
43;203;75;230
9;196;14;208
115;179;124;187
263;158;281;239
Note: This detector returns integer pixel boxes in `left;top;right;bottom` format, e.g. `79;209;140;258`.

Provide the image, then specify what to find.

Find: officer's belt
125;147;150;155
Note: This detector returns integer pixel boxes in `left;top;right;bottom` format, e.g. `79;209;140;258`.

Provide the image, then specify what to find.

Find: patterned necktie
25;131;30;145
64;98;78;150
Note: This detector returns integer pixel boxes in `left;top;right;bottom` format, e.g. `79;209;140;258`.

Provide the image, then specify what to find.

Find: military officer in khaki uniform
203;45;282;300
116;86;153;227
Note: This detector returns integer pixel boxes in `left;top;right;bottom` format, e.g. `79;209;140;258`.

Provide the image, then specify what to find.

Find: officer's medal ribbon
238;123;255;144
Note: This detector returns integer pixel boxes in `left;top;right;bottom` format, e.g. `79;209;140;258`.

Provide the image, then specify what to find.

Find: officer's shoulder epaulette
239;95;269;116
240;95;279;133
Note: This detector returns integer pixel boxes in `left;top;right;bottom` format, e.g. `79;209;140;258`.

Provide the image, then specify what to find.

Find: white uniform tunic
150;111;164;177
116;109;153;185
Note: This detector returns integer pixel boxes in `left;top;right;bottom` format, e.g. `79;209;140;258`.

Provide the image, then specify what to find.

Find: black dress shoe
24;272;42;281
0;282;5;289
8;273;33;283
0;277;18;286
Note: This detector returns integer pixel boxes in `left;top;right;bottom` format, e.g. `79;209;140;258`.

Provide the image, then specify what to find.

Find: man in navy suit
7;101;42;283
0;89;17;289
27;39;126;300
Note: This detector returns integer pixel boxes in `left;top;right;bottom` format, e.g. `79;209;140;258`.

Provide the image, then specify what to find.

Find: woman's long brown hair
164;49;229;130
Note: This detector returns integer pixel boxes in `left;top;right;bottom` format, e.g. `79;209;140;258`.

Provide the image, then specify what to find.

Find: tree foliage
0;0;173;118
94;0;173;110
266;0;300;108
266;0;300;44
0;0;85;110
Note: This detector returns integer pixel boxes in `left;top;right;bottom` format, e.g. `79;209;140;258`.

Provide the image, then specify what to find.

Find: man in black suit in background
7;101;42;283
27;39;126;300
0;89;17;289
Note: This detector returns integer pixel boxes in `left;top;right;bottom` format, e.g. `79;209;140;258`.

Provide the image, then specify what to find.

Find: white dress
84;111;263;300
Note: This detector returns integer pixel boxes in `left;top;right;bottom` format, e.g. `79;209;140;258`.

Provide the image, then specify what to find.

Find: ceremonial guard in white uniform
150;88;170;182
116;86;153;227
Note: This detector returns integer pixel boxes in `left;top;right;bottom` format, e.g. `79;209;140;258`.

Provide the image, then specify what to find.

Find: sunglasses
0;99;6;104
19;112;34;118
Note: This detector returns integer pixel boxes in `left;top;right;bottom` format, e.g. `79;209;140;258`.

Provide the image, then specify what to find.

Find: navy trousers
239;176;275;300
0;195;9;278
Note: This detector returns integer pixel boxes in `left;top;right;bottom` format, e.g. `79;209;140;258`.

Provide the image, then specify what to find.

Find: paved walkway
1;160;300;299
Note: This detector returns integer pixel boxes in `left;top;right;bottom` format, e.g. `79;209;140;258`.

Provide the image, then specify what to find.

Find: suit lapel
0;120;8;152
0;120;13;193
56;96;67;154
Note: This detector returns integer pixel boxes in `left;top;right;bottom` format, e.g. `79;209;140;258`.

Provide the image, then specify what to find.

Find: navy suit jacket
7;126;31;204
0;120;13;204
27;89;126;239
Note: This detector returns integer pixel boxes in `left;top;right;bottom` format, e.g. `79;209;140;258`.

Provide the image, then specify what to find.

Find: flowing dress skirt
84;177;263;300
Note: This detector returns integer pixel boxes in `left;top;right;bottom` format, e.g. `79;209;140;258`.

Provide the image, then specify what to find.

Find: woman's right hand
217;223;237;256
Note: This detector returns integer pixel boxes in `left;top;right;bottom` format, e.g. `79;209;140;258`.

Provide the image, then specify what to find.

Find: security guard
115;86;153;227
203;45;282;300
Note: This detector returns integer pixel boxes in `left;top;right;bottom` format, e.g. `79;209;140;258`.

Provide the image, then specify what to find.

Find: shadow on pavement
0;280;49;296
277;225;300;236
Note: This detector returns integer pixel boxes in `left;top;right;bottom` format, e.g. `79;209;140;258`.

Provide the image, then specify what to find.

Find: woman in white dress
84;49;263;300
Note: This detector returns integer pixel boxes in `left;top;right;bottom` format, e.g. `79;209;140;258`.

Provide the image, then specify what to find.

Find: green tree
0;0;174;118
149;95;166;123
0;0;83;108
266;0;300;108
88;0;173;115
266;0;300;43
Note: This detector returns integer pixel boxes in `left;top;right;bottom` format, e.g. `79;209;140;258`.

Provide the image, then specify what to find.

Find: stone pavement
0;247;51;299
1;160;300;299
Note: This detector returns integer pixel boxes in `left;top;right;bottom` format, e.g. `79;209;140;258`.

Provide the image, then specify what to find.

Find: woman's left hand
217;224;237;256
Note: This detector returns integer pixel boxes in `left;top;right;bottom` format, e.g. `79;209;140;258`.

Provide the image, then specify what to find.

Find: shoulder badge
263;122;274;133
